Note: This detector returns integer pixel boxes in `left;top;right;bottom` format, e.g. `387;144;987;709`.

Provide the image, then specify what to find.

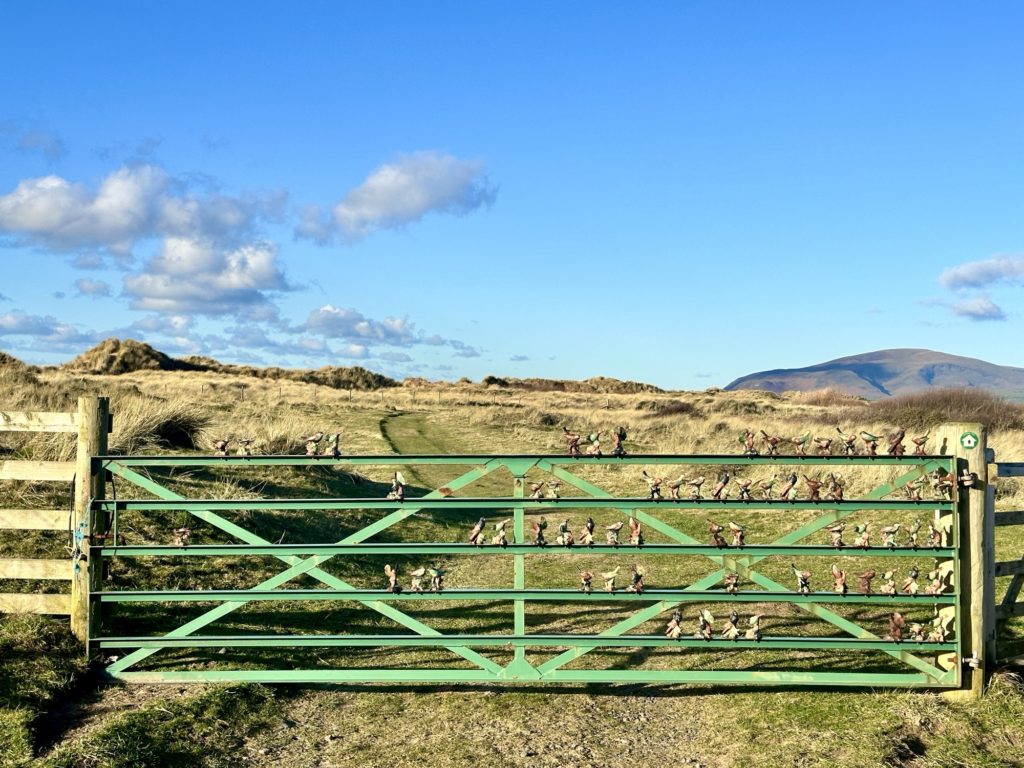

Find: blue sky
2;2;1023;388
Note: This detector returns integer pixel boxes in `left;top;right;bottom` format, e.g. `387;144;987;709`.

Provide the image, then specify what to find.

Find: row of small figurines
468;516;642;547
210;432;343;457
788;561;953;597
640;469;955;502
823;520;951;550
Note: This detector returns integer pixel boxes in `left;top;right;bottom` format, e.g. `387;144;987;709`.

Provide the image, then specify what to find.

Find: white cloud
305;305;418;344
296;151;496;243
0;311;99;347
940;256;1024;290
951;297;1006;321
74;278;111;297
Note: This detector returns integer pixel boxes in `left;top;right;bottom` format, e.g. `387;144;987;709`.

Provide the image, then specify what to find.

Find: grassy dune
2;367;1024;767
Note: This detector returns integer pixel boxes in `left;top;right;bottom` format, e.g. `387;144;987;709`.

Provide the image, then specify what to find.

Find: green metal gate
85;449;970;688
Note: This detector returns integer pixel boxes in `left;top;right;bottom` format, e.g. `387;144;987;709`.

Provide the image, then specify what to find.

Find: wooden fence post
71;396;108;647
936;421;992;699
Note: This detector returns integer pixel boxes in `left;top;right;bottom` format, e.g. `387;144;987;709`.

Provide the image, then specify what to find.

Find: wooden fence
994;460;1024;665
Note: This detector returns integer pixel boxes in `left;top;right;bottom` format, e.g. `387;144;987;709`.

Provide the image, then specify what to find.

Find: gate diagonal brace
103;461;507;675
535;462;950;681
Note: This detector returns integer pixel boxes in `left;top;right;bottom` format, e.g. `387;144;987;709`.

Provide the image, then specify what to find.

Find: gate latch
962;653;981;670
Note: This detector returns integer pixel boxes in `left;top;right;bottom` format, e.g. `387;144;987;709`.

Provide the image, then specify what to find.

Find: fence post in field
71;396;109;647
936;421;992;699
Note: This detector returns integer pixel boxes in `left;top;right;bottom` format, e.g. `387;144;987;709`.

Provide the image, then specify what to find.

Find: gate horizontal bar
92;633;956;652
98;543;956;558
994;510;1024;527
94;588;956;604
93;497;955;512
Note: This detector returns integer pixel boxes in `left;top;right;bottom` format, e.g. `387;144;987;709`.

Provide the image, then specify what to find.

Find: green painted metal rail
89;452;964;688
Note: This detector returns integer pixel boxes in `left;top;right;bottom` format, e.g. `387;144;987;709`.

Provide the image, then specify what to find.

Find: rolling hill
725;348;1024;400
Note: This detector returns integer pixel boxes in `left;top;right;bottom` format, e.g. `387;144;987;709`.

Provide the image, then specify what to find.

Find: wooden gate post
71;396;109;647
936;421;993;699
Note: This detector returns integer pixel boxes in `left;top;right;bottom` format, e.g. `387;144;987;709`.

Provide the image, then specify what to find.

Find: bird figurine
602;566;620;593
857;569;875;595
212;439;230;457
853;523;870;549
562;427;582;457
879;570;897;596
696;608;714;640
887;428;906;456
908;622;926;642
579;517;595;547
711;472;730;500
929;605;956;643
740;429;758;456
611;427;628;457
468;517;487;546
760;430;783;456
729;521;745;547
384;564;402;593
745;614;763;641
579;570;594;593
665;609;684;639
804;475;823;501
586;431;602;456
928;520;948;548
831;563;847;596
907;520;921;548
905;478;926;502
880;523;901;549
825;473;845;501
859;431;881;456
236;438;255;456
836;427;858;455
901;564;920;595
930;469;955;501
887;611;905;643
724;572;740;594
606;521;624;547
492;519;509;547
721;610;741;640
172;527;191;547
629;517;644;546
642;471;664;500
532;516;548;546
813;437;833;455
409;566;426;592
665;474;687;500
736;477;753;501
556;519;574;547
778;472;799;501
627;563;646;594
529;482;546;499
924;562;952;596
791;433;810;456
321;432;341;458
826;522;846;549
708;520;728;548
911;432;930;456
302;431;324;456
428;567;445;592
545;480;562;499
791;563;811;593
387;471;407;500
688;476;706;500
759;473;777;500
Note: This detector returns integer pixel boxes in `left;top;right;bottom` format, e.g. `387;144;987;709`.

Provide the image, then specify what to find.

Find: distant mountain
725;349;1024;400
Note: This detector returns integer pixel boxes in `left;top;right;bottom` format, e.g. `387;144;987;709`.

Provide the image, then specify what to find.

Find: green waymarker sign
960;432;979;450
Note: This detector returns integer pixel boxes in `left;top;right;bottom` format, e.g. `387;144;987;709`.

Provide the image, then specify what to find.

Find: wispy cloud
951;297;1006;321
74;278;111;297
296;151;497;243
940;255;1024;290
17;129;66;162
0;310;100;349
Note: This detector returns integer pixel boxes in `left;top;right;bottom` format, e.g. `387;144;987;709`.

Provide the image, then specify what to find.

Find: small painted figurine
721;610;741;640
908;622;926;642
666;474;687;500
642;471;664;500
563;427;582;457
468;517;487;546
688;476;705;500
626;563;646;594
911;432;930;456
887;428;906;456
492;519;509;547
813;437;833;455
429;567;445;592
760;430;783;456
606;521;624;547
529;482;546;499
857;569;875;595
930;469;954;501
711;471;730;500
532;517;548;546
930;606;955;643
172;527;191;547
826;522;846;549
791;563;811;594
825;473;845;501
791;433;810;456
729;521;745;547
556;519;574;547
901;564;920;595
831;563;847;596
928;520;948;548
759;473;777;500
612;427;628;457
545;480;562;499
410;566;426;592
696;608;714;640
387;471;407;500
745;614;763;641
879;570;897;596
740;429;758;456
907;520;921;548
666;609;684;639
887;611;905;643
321;433;341;458
628;516;643;546
853;523;870;549
709;520;728;548
836;427;858;455
724;572;740;594
736;478;753;501
579;570;594;594
579;517;595;547
237;438;255;456
905;478;926;502
586;431;602;456
384;564;401;593
778;472;799;501
302;431;324;456
860;431;881;456
804;475;823;501
602;566;620;593
880;524;901;549
213;439;229;457
924;564;947;596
